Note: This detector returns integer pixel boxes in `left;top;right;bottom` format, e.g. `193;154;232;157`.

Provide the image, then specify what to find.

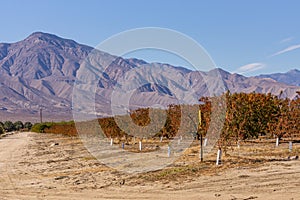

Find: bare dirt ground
0;132;299;200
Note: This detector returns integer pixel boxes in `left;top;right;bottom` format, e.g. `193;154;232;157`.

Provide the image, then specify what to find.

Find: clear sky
0;0;299;76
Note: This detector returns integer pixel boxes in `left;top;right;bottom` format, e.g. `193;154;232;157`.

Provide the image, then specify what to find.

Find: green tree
4;121;15;132
24;122;33;130
14;121;24;131
0;122;4;134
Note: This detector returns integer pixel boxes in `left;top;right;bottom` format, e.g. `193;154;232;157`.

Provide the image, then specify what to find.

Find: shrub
44;121;77;136
31;122;53;133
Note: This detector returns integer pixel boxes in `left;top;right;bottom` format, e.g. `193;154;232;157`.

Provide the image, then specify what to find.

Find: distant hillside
257;69;300;86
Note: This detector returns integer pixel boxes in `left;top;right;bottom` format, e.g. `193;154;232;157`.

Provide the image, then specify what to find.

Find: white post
178;138;181;145
160;136;163;142
168;145;171;157
139;141;142;151
180;135;183;140
110;138;113;146
204;138;208;147
289;141;293;152
276;137;280;147
237;140;240;148
216;149;222;166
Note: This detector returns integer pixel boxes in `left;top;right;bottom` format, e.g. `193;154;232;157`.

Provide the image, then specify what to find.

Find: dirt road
0;132;299;200
0;132;30;194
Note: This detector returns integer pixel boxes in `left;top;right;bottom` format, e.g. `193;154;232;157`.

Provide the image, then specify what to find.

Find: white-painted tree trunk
204;138;208;147
276;137;280;147
289;141;293;152
216;149;222;165
139;141;142;151
168;145;171;157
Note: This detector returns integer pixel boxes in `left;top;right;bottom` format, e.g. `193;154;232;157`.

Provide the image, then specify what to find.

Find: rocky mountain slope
0;32;299;121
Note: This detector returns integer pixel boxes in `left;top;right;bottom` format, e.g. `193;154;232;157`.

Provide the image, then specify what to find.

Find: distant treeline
30;91;300;146
0;121;33;134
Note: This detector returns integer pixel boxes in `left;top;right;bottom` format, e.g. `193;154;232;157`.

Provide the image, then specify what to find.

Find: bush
44;121;77;136
31;122;53;133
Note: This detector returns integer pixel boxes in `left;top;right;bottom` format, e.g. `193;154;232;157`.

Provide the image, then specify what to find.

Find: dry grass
28;132;300;184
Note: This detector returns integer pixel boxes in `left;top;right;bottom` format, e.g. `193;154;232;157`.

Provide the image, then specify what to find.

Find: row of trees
220;91;299;142
99;91;299;141
0;121;33;134
83;91;300;145
27;91;299;153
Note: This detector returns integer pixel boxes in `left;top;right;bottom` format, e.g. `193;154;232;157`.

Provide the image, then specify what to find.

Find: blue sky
0;0;299;76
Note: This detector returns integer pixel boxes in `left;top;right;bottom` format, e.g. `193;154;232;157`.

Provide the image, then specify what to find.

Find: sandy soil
0;132;299;200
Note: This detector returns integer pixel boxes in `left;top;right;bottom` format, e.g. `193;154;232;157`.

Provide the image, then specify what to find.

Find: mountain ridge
0;32;299;121
256;69;300;86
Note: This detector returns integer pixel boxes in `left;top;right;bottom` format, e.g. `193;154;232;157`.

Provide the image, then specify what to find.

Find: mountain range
0;32;299;122
257;69;300;86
